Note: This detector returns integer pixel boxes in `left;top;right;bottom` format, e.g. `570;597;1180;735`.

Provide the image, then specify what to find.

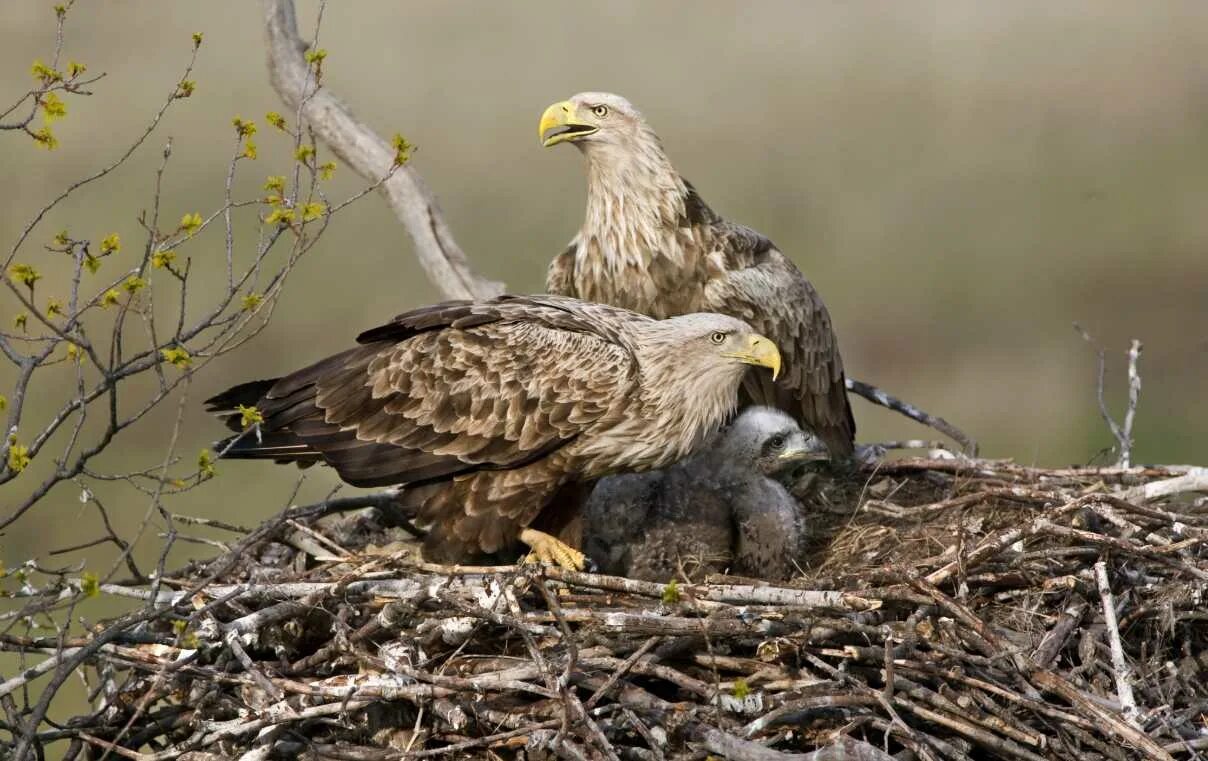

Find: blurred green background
1;0;1207;736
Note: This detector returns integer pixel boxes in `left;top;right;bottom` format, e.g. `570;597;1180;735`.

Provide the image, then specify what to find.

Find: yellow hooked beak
539;100;598;147
723;334;782;381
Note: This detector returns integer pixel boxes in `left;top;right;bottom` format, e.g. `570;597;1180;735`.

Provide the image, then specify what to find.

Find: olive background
1;1;1206;737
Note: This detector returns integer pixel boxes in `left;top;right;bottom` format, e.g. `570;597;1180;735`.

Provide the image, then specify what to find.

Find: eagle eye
709;331;726;345
591;104;609;118
768;435;786;450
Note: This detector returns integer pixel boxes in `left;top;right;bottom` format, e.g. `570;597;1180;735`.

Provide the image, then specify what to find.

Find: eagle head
539;92;645;149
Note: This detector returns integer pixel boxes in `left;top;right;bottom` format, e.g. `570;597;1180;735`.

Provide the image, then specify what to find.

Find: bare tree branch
1075;324;1144;467
260;0;502;301
1122;339;1143;466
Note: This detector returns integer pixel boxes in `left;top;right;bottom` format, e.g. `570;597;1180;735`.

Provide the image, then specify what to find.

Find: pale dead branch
260;0;502;301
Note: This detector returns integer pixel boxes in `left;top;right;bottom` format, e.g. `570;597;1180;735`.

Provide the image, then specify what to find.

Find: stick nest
49;459;1208;759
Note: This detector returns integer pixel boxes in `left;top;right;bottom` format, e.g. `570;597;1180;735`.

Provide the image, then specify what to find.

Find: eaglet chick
583;407;825;582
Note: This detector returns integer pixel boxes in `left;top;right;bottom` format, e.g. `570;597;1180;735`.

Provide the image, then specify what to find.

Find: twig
1075;325;1144;467
1118;467;1208;503
1094;561;1139;726
693;724;897;760
1032;601;1088;669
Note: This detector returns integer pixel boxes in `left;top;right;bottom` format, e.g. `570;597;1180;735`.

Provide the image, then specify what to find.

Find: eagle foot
519;528;586;571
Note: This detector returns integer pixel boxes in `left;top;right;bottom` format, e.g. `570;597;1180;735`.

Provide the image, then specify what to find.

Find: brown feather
206;294;765;563
544;92;855;455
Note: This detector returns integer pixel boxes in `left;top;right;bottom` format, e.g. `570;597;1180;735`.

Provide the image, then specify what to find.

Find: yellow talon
519;528;586;570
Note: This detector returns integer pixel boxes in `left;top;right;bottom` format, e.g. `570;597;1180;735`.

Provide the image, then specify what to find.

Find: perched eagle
205;295;781;569
583;407;825;582
540;92;855;456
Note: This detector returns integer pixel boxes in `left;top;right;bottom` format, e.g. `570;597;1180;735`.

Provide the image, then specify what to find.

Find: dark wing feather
206;296;640;520
702;219;855;456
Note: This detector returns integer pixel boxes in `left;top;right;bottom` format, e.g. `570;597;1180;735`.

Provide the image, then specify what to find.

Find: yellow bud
198;448;215;478
7;442;31;474
241;293;263;311
390;133;413;167
264;208;295;225
180;213;203;233
40;92;67;123
237;404;263;428
232;116;257;138
31;126;58;150
160;346;191;368
301;202;325;222
8;264;41;288
151;249;176;269
30;59;61;85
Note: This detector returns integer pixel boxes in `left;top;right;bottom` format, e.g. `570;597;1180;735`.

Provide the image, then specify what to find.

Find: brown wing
702;223;855;456
208;296;641;555
228;297;637;483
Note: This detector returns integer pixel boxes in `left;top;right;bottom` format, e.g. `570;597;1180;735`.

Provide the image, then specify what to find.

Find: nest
44;458;1208;760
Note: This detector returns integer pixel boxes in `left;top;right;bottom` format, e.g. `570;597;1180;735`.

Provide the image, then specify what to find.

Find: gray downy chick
583;407;826;582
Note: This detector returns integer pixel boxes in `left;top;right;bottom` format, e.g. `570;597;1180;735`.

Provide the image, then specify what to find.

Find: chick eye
768;435;786;450
591;104;609;117
709;331;726;344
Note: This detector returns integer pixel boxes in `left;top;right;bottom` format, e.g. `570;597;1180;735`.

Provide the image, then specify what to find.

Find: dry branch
260;0;502;301
1094;561;1139;726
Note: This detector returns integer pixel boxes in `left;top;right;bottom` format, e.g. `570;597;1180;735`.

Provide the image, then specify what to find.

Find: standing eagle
205;295;781;569
540;92;854;456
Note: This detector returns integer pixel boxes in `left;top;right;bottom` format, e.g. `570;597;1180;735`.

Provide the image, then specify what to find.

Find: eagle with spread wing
205;295;781;568
540;92;855;456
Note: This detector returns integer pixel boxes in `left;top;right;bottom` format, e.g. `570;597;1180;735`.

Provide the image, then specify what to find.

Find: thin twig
1094;561;1139;726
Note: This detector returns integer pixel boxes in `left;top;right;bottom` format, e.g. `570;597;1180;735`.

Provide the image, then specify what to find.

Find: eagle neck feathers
573;133;719;317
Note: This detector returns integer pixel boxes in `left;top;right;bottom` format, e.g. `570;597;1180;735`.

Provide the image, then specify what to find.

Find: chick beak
777;443;829;466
